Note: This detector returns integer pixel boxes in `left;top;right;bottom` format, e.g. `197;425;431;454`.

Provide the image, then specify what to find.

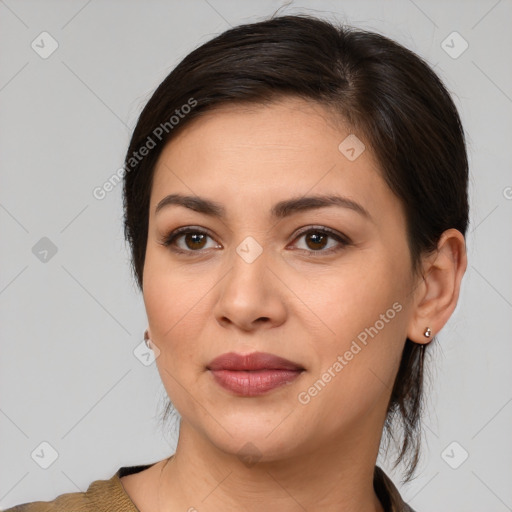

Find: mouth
206;352;305;397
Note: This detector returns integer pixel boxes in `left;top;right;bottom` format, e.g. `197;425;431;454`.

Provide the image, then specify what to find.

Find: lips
207;352;304;372
207;352;304;396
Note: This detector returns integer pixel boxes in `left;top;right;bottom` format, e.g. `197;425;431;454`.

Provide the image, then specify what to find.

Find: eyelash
158;225;352;257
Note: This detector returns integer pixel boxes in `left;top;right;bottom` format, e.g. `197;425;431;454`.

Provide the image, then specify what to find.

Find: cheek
142;252;214;377
301;252;410;404
143;272;212;419
312;250;408;336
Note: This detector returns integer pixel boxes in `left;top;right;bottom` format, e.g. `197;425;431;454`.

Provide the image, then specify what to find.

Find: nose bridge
214;233;287;329
228;234;270;295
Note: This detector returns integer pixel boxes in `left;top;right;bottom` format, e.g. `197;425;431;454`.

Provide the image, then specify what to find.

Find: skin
120;97;467;512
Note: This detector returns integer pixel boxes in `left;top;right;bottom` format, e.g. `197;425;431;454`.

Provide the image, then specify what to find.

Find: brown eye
291;227;351;256
160;228;220;254
184;233;207;250
304;232;328;250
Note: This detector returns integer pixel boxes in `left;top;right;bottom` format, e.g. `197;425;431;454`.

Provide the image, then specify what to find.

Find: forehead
150;97;398;222
159;98;351;159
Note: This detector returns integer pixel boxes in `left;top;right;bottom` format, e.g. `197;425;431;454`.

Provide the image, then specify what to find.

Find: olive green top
3;463;415;512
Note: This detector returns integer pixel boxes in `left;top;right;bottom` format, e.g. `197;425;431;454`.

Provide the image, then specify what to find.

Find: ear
407;228;467;344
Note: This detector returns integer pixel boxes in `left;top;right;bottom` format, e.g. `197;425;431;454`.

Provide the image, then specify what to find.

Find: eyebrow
155;193;371;220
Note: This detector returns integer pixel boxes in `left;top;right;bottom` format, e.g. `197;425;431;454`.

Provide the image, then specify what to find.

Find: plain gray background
1;0;511;510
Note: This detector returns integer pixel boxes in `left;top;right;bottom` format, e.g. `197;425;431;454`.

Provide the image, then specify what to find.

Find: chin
215;430;303;465
189;406;308;463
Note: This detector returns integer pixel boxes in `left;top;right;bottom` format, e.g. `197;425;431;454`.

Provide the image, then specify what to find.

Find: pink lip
207;352;304;396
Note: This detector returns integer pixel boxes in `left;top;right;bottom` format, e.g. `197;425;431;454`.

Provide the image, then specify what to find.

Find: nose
213;242;287;332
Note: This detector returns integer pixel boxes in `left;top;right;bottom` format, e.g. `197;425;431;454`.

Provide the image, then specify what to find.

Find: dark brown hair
123;14;469;481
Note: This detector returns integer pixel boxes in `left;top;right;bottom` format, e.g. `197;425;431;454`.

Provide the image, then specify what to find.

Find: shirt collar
374;466;416;512
110;463;415;512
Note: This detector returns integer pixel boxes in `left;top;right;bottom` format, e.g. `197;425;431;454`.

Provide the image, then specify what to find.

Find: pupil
307;232;326;250
186;233;206;249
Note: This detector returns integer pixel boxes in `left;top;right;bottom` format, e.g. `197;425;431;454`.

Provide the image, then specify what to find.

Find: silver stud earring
144;329;151;348
424;327;432;338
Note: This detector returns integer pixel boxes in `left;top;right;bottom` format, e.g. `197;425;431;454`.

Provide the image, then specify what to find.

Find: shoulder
2;488;89;512
2;464;156;512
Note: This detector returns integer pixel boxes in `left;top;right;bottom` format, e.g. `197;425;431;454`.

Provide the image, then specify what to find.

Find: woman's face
143;97;419;461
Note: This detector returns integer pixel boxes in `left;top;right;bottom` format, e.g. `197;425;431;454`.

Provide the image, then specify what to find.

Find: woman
6;13;468;512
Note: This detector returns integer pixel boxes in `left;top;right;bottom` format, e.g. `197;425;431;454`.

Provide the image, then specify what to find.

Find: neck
157;420;385;512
